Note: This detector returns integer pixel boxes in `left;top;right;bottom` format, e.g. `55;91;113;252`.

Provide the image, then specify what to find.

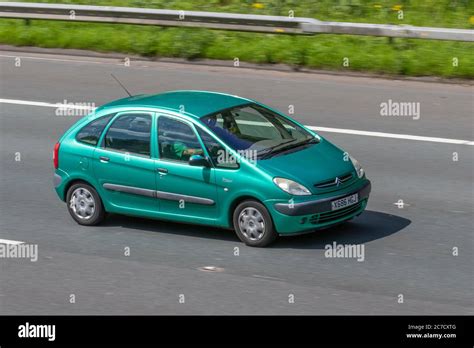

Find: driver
205;114;252;150
170;142;203;161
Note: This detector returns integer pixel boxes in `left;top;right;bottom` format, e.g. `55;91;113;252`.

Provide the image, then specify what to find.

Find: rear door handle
99;156;110;163
157;168;168;174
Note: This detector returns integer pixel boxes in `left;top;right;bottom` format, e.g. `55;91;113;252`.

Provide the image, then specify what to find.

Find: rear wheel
66;183;105;226
233;200;278;247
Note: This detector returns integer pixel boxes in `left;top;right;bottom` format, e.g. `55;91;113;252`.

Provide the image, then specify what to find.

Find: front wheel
233;200;278;247
66;183;105;226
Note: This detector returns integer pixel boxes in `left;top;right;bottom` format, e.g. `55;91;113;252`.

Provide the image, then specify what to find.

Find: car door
155;114;217;223
93;111;158;213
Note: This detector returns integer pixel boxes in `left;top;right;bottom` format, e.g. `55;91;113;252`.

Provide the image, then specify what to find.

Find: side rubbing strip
103;183;155;198
102;183;215;205
156;191;215;205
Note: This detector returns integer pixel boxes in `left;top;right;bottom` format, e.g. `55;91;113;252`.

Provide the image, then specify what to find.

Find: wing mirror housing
189;155;211;167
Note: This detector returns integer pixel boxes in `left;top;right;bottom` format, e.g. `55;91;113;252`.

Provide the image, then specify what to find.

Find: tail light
53;142;60;169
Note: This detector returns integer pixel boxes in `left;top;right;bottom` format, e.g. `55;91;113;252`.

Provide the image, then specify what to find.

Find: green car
53;91;371;247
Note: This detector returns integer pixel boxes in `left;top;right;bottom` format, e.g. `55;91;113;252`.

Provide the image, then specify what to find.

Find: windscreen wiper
257;139;298;159
259;137;318;159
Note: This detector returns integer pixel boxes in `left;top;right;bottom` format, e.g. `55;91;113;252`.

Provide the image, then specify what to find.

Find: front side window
104;113;151;156
196;127;238;169
201;103;316;158
158;116;203;162
76;114;114;146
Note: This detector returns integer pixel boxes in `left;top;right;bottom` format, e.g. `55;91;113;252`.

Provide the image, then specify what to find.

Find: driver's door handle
99;156;110;163
157;168;168;174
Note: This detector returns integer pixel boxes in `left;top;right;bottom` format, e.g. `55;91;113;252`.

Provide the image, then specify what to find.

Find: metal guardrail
0;2;473;42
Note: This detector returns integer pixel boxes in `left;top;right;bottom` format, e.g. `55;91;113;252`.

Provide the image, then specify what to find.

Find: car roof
97;90;252;119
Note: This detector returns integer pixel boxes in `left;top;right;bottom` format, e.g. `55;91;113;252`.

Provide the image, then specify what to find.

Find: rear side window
76;114;114;145
104;113;152;157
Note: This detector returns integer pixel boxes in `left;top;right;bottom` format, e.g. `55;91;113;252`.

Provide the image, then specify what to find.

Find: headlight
350;156;364;178
273;177;311;196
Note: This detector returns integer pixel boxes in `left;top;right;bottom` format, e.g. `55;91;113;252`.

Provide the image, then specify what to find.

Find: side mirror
189;155;211;167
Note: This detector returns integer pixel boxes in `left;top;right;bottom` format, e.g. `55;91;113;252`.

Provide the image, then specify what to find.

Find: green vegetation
1;0;473;77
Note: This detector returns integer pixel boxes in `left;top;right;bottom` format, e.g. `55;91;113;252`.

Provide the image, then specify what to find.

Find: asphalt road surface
0;51;472;315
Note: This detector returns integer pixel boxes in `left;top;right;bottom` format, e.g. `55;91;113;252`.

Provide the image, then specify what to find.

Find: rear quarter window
76;114;115;146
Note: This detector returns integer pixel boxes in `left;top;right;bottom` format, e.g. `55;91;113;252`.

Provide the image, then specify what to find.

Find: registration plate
331;193;358;211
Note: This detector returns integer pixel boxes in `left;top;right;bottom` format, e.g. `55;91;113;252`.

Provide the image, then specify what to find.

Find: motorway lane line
219;119;474;145
1;98;473;146
0;98;95;110
0;239;24;245
306;126;474;146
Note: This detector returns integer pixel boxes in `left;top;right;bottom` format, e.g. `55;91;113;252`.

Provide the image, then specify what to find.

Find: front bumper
266;179;371;234
274;180;371;216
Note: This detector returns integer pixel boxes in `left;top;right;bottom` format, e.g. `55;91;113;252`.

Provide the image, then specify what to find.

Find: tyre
66;183;105;226
233;200;278;247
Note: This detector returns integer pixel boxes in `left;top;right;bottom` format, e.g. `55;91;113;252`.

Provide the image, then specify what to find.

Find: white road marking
1;98;473;146
197;266;225;272
393;201;411;208
0;98;94;110
0;239;24;245
252;274;285;281
307;126;474;146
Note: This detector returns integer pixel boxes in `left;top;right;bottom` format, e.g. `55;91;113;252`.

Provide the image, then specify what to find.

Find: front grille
314;173;353;189
309;200;364;225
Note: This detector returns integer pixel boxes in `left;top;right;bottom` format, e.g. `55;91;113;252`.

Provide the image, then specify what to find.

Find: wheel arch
227;194;276;230
64;178;99;201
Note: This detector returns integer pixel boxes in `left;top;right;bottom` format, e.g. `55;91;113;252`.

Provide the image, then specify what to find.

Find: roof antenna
111;73;132;97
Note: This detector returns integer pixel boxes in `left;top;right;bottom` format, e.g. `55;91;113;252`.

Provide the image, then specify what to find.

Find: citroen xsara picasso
54;91;371;247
